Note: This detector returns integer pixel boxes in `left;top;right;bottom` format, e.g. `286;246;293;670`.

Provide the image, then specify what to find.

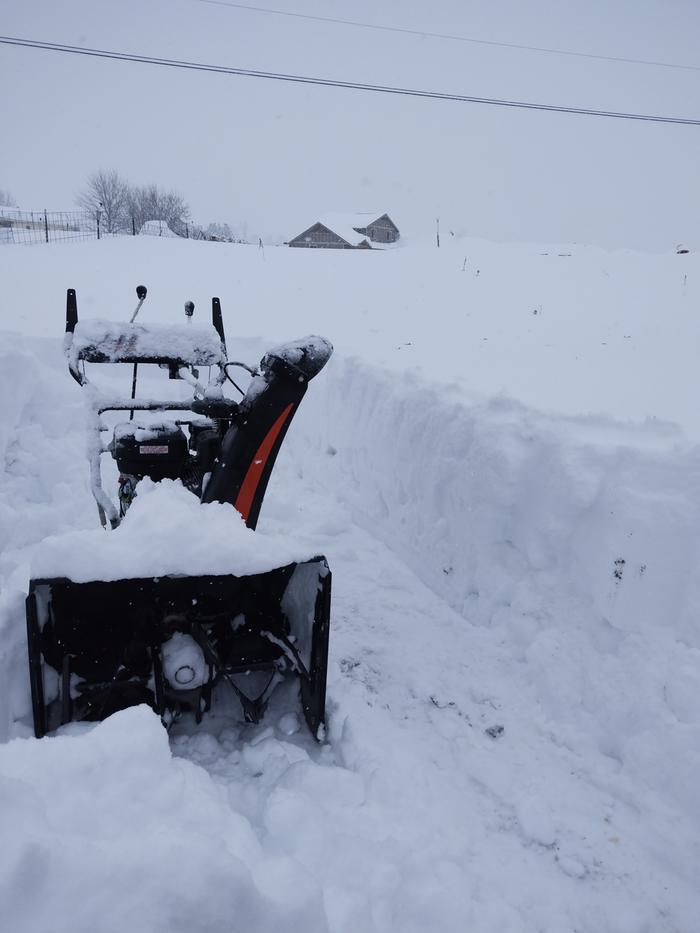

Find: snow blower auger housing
26;287;333;739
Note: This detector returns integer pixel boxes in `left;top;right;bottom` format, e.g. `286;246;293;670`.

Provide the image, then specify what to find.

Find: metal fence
0;208;245;246
0;208;100;245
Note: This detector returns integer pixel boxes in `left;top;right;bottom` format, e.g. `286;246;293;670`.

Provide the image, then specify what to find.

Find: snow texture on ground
0;237;698;932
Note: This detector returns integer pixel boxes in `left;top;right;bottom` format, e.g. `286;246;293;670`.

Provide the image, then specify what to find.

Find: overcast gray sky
2;0;699;247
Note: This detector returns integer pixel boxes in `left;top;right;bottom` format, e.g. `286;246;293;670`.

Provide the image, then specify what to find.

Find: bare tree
0;188;16;207
76;170;129;233
126;183;190;235
75;172;192;236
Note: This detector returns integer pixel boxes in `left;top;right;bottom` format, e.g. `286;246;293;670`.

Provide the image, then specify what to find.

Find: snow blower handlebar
64;287;228;388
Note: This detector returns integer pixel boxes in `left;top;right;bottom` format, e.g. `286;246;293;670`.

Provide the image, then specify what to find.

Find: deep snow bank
0;334;99;738
291;355;700;815
0;707;330;933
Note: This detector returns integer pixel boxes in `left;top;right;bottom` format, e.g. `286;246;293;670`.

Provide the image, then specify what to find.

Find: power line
200;0;700;74
2;35;699;126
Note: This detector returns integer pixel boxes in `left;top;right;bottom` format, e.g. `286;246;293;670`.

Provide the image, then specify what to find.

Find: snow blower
26;287;333;739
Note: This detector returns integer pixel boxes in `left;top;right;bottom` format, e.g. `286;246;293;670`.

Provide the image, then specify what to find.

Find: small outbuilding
288;212;399;249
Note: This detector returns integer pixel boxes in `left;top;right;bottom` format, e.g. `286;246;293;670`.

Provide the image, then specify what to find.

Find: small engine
111;419;229;515
113;421;189;481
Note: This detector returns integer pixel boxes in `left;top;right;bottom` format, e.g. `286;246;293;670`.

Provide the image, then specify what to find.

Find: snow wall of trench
290;353;700;806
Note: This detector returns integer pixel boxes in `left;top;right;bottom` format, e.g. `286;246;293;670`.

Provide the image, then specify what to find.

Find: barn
288;212;400;249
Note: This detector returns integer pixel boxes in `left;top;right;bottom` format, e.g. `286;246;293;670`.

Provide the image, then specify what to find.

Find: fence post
132;217;136;236
44;209;49;243
96;211;101;240
185;222;189;239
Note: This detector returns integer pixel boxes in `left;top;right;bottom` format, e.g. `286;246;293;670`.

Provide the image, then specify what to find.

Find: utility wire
2;35;699;126
200;0;700;74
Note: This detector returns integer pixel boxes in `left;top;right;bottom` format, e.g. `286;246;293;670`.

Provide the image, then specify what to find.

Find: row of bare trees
3;174;246;242
76;170;191;236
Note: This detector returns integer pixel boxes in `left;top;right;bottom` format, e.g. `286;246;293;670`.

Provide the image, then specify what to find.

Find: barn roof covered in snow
288;211;399;248
315;212;382;245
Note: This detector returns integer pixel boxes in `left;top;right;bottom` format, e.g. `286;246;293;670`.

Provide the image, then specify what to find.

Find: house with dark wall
288;212;399;249
351;213;400;244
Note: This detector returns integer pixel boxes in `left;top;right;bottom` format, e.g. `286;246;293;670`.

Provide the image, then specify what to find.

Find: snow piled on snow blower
67;317;227;367
27;482;331;738
31;479;313;582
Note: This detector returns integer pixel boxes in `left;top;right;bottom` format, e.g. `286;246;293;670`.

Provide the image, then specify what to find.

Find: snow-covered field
0;236;698;932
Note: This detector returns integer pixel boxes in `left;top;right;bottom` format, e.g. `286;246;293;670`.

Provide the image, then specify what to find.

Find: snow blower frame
26;287;333;739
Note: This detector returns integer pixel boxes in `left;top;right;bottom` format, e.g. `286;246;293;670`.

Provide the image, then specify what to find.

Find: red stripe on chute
234;403;294;523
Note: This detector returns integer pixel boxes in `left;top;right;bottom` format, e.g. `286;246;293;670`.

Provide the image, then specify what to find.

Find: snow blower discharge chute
26;287;333;739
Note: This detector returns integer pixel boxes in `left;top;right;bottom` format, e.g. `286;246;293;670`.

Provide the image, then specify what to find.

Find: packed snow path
0;238;699;931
